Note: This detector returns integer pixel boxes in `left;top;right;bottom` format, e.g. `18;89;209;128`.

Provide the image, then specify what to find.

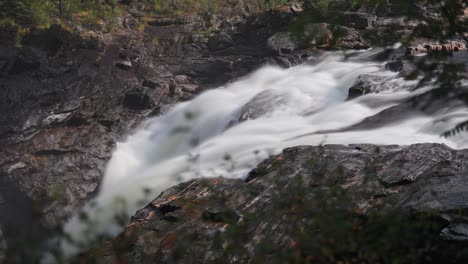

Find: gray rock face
347;73;413;99
267;32;299;54
87;144;468;263
0;229;5;264
0;8;316;262
207;32;234;51
336;11;377;29
237;90;287;122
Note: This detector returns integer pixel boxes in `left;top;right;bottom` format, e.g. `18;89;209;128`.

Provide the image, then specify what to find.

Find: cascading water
60;48;468;256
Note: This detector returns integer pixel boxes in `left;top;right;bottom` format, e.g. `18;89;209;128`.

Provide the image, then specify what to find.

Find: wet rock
331;25;368;49
179;84;199;93
0;228;5;264
6;162;27;174
122;90;153;110
89;144;468;263
142;78;159;89
238;90;287;122
0;9;317;262
42;112;73;127
54;100;81;114
385;59;417;77
207;32;234;51
115;60;132;70
347;74;411;99
441;222;468;241
267;32;299;54
406;41;467;55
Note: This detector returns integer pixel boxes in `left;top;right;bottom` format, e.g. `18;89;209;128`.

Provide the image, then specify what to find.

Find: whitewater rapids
60;48;468;255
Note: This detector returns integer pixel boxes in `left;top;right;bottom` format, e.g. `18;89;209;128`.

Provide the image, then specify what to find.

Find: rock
408;2;427;18
0;228;6;264
115;60;132;70
441;222;468;241
347;73;415;100
0;9;315;262
207;32;234;51
142;78;159;89
290;2;303;14
238;90;287;122
387;1;409;15
42;112;73;126
332;25;368;49
385;59;417;77
304;23;368;49
179;84;199;93
8;57;40;75
88;144;468;263
335;12;376;29
348;75;375;99
406;42;467;55
147;18;185;26
304;23;333;47
267;32;299;54
7;162;27;174
174;75;190;84
122;90;153;110
129;8;143;18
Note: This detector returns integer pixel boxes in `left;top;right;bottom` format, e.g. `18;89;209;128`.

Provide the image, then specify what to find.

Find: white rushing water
60;48;468;255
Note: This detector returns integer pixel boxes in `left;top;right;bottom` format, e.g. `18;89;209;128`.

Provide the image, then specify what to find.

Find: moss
50;182;68;206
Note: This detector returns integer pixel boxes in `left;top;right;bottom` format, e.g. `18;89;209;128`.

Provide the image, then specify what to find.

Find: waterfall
59;48;468;256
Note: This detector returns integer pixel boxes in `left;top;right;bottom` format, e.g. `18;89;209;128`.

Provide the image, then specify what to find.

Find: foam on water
60;49;468;256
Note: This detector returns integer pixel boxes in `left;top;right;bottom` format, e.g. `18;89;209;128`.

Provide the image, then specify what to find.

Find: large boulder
207;32;234;51
87;144;468;263
267;32;300;54
122;89;154;110
347;73;416;100
385;59;417;77
304;23;368;49
0;229;5;264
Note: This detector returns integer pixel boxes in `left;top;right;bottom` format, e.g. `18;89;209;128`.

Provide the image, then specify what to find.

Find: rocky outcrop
267;32;299;54
0;6;314;262
406;41;467;55
1;1;466;262
86;144;468;263
0;229;5;264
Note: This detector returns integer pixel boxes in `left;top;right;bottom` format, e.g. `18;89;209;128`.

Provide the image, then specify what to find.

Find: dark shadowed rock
0;229;5;264
122;90;153;110
86;144;468;263
267;32;299;54
336;12;376;29
207;32;234;51
406;42;467;55
347;73;413;99
385;59;417;77
142;78;159;89
237;90;287;122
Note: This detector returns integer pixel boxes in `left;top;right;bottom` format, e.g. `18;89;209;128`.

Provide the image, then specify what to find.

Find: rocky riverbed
0;0;467;263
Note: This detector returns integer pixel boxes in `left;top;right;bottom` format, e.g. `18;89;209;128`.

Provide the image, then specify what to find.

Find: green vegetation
0;0;291;32
0;0;121;31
